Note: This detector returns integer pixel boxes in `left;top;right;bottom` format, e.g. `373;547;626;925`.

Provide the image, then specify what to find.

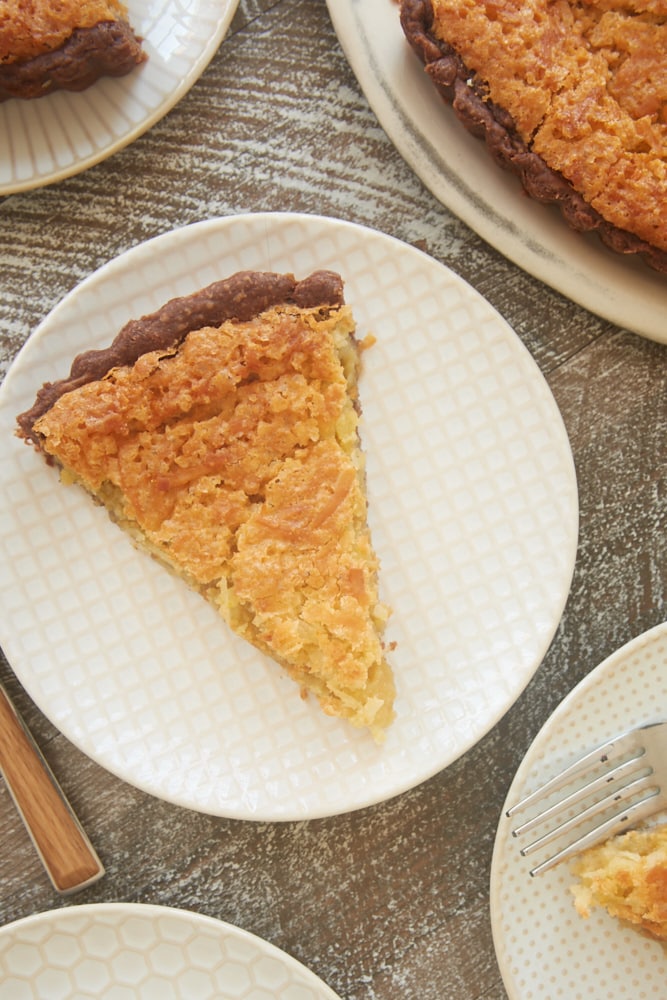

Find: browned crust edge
399;0;667;276
0;21;146;102
16;269;346;446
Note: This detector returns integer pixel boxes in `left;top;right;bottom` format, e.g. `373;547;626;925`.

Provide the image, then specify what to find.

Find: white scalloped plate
491;621;667;1000
0;212;578;820
0;0;239;194
0;903;341;999
327;0;667;343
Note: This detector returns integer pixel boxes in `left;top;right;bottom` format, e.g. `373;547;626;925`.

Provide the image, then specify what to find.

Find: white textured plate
0;212;578;820
0;0;239;194
326;0;667;344
0;902;341;999
491;621;667;1000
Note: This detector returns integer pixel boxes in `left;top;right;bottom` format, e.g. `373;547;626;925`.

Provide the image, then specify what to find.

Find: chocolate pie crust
0;18;145;102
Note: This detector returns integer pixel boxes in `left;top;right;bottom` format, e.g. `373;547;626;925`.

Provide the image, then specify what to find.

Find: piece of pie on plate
399;0;667;274
571;823;667;940
0;0;146;101
17;269;396;742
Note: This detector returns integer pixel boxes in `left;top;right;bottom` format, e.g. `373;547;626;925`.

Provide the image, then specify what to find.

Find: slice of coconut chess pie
0;0;146;101
17;270;395;741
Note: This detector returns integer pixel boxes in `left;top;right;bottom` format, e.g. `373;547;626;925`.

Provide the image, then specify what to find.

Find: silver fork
506;720;667;877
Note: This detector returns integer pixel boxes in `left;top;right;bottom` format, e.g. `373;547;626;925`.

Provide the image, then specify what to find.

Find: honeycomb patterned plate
0;0;240;194
491;621;667;1000
0;213;578;820
0;902;341;999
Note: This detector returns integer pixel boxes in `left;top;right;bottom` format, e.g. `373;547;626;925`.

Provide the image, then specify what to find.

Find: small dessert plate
491;621;667;1000
0;0;240;194
0;212;578;820
0;902;341;999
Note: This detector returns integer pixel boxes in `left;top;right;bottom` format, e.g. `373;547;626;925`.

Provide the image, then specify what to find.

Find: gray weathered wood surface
1;2;665;997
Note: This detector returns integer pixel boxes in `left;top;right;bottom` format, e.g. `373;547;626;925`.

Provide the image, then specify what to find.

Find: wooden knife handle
0;684;104;894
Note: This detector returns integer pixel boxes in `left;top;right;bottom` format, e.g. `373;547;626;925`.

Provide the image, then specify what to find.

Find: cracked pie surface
400;0;667;273
17;270;395;742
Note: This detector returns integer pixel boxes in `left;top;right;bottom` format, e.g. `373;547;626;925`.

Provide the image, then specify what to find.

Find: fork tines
507;721;667;876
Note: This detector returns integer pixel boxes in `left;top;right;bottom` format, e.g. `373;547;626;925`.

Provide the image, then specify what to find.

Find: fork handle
0;683;104;894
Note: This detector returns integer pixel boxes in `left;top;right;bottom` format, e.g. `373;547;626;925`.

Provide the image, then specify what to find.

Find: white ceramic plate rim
0;902;341;999
0;212;578;820
0;0;240;194
490;620;667;1000
326;0;667;344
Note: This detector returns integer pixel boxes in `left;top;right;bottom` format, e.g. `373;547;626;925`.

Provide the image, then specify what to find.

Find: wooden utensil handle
0;684;104;894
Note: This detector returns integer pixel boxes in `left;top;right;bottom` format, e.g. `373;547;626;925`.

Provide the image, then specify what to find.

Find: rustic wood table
1;2;665;998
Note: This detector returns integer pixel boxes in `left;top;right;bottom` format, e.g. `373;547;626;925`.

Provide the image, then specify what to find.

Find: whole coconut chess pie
400;0;667;274
17;270;396;741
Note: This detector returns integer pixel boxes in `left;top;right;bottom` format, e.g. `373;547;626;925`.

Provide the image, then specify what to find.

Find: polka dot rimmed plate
0;212;577;820
491;621;667;1000
0;902;341;999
